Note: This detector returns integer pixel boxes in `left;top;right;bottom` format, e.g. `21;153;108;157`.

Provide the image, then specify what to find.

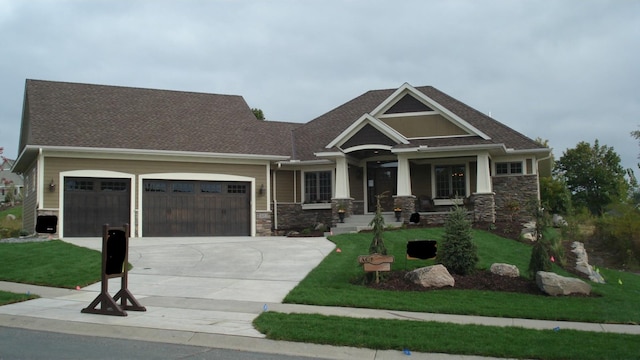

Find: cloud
0;0;638;171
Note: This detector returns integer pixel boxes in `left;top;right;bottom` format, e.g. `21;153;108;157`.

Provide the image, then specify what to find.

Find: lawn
253;228;640;359
0;240;102;289
254;312;640;360
282;228;640;324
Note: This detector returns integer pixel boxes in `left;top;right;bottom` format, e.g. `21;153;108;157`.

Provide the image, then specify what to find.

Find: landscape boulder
571;242;606;284
6;214;16;221
490;263;520;277
405;264;454;288
520;221;537;242
552;214;568;227
536;271;591;296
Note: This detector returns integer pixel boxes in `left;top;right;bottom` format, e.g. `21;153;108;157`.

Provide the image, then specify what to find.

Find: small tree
368;193;387;255
438;206;477;275
527;204;556;277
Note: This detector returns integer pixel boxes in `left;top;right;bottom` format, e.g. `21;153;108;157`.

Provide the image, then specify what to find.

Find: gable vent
385;94;433;114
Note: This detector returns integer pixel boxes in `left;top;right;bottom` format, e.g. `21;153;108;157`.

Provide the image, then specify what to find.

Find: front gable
371;83;491;140
325;114;408;152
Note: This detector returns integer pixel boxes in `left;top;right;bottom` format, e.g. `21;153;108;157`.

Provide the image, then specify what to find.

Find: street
0;326;324;360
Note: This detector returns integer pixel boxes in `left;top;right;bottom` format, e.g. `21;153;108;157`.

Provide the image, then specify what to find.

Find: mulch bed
368;270;545;295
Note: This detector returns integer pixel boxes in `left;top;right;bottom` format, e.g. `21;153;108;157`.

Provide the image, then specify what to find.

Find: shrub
438;206;477;275
595;202;640;269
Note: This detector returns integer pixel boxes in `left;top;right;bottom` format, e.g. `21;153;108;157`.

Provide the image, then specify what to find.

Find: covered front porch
326;148;496;227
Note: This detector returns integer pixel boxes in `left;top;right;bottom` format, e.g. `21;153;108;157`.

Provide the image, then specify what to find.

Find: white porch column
476;152;492;193
334;156;350;198
397;154;412;196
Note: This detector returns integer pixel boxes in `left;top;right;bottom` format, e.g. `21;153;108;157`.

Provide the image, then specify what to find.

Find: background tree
540;176;573;214
251;108;265;120
438;206;477;275
555;140;627;215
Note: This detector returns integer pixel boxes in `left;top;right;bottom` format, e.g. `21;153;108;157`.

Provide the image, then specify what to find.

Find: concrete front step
330;214;403;235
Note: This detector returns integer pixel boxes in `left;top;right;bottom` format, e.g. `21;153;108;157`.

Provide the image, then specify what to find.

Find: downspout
273;166;278;230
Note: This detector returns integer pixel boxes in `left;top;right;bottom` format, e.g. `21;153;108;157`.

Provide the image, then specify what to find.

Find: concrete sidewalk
1;236;639;360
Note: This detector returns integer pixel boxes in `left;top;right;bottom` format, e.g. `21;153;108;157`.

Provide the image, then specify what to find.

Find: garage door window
101;181;127;191
228;184;247;193
201;183;222;193
172;182;194;193
144;181;166;192
66;179;94;191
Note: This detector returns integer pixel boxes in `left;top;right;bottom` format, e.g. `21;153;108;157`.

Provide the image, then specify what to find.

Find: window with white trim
304;171;332;203
434;165;465;198
496;162;523;175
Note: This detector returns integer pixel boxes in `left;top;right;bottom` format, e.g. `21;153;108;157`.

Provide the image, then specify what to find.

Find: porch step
329;214;403;235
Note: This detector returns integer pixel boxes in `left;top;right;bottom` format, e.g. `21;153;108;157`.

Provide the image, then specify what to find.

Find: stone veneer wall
492;174;539;223
393;196;416;224
331;198;353;227
255;211;272;236
352;200;365;215
36;209;59;237
274;203;332;231
473;193;496;223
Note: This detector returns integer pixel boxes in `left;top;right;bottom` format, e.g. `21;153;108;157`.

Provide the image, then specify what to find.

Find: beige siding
22;162;38;234
381;114;468;138
43;156;269;210
411;163;432;197
273;170;296;202
349;166;364;201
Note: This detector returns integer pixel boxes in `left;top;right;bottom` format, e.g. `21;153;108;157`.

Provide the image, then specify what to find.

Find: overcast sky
1;0;639;172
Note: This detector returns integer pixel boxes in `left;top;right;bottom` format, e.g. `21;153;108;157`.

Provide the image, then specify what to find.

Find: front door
367;161;397;212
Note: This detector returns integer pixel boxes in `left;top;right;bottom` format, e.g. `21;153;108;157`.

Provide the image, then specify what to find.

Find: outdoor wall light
49;179;56;192
259;184;264;195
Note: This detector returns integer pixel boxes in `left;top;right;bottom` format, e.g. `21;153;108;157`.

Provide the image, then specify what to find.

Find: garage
142;180;251;236
63;177;131;237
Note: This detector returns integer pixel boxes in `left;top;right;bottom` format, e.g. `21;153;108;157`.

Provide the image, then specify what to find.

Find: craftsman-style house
12;80;551;237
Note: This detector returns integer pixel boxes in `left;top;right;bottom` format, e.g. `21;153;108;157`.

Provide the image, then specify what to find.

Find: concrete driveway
0;236;335;337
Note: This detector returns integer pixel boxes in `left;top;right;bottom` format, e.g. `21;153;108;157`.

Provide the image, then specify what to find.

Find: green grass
258;228;640;358
254;312;640;360
0;290;38;306
0;240;102;289
284;228;640;324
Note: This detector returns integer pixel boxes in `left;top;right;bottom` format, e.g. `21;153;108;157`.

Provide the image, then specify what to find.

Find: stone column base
473;192;496;223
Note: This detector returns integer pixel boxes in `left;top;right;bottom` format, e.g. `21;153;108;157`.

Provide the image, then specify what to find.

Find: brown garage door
63;177;131;237
142;180;250;236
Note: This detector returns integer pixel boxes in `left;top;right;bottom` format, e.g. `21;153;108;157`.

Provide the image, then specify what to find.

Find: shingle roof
291;86;546;160
19;80;545;163
20;80;299;157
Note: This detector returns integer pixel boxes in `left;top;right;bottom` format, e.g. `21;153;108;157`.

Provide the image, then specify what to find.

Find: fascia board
369;82;414;116
393;143;507;155
27;145;290;163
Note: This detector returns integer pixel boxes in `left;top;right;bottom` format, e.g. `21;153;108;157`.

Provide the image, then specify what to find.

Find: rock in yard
6;214;16;221
552;214;568;227
571;242;606;284
405;264;454;288
536;271;591;296
520;221;537;242
490;263;520;277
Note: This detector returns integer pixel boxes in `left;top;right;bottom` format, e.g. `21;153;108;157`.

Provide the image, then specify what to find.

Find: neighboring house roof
292;85;547;161
1;158;23;187
19;79;300;158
